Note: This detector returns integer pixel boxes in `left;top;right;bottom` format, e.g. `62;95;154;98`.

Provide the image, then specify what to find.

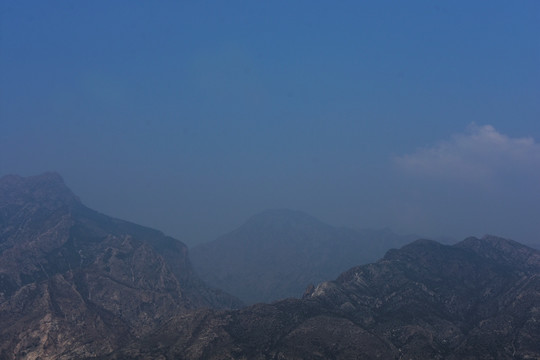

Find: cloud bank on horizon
395;124;540;185
387;124;540;243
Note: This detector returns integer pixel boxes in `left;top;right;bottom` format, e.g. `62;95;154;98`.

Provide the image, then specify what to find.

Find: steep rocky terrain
190;209;417;304
3;173;539;359
106;236;540;359
0;173;241;360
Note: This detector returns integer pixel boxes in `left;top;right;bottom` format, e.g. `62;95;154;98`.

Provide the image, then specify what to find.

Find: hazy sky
1;1;539;245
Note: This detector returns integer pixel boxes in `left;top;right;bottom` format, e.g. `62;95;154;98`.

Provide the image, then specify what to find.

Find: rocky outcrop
0;173;241;360
106;236;540;359
3;173;539;359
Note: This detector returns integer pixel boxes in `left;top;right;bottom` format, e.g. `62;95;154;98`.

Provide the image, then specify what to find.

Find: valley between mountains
1;173;539;359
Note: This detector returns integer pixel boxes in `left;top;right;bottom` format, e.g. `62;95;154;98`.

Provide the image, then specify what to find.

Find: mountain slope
190;209;417;304
0;173;241;359
107;236;540;359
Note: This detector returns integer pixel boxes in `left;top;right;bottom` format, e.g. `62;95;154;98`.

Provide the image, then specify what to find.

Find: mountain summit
190;209;416;304
0;173;241;359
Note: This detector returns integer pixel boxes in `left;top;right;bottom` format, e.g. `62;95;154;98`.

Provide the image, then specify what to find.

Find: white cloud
394;124;540;183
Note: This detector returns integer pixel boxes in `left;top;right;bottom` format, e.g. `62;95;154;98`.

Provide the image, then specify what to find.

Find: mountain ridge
0;173;241;359
2;173;539;359
191;209;417;304
106;236;540;359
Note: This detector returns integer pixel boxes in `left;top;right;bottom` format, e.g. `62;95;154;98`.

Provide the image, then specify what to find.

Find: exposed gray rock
107;236;540;359
0;173;241;360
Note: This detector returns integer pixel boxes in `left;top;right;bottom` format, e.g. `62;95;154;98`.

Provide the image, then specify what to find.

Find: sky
1;1;539;246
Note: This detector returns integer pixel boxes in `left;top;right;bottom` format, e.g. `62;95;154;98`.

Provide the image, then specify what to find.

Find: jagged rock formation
0;173;241;360
3;173;539;359
106;236;540;359
190;209;417;304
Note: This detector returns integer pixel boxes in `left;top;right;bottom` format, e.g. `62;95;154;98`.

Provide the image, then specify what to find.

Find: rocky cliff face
190;209;417;304
0;173;241;360
107;236;540;359
3;173;539;359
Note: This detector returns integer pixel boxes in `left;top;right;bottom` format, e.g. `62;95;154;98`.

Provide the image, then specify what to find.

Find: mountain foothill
1;173;538;359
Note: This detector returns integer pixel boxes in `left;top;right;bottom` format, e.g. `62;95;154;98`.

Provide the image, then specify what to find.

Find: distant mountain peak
191;209;417;304
247;208;322;223
242;209;330;233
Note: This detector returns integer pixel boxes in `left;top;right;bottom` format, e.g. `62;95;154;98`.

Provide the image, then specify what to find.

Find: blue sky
1;1;539;245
